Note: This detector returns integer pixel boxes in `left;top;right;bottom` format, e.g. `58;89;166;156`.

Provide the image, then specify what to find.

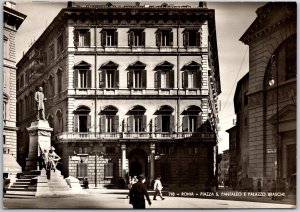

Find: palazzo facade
16;2;221;189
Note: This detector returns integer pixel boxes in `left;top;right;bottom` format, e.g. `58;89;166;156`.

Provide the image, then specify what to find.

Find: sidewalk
85;187;296;205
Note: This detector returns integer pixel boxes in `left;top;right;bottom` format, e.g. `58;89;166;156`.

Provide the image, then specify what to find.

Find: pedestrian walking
257;178;262;192
153;175;165;200
283;178;289;198
271;179;276;200
129;174;151;209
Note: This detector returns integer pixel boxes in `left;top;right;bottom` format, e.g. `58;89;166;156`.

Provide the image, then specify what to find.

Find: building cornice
240;2;296;44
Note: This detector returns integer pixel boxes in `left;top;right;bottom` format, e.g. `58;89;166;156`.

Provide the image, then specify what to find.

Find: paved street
3;189;296;209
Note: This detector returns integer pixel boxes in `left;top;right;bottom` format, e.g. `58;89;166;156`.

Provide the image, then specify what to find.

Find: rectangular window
134;71;142;88
106;71;114;88
128;29;145;47
100;69;119;89
188;71;197;88
134;116;143;132
183;29;201;47
188;116;197;132
4;39;9;59
3;102;6;121
101;29;118;47
20;74;24;88
156;30;173;47
74;29;91;47
57;70;63;93
49;44;55;61
79;70;87;88
106;116;113;132
57;35;63;54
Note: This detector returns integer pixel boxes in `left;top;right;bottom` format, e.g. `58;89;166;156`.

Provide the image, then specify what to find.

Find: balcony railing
57;131;215;141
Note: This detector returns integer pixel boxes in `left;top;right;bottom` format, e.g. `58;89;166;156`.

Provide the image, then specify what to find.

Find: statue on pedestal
34;86;47;120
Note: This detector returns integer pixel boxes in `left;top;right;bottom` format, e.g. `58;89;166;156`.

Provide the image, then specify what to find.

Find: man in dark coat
129;174;151;209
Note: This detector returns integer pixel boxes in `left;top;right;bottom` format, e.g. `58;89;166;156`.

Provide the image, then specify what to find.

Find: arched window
74;106;91;132
56;110;63;133
267;35;296;85
127;105;146;132
182;61;202;89
47;114;54;128
154;61;174;89
48;75;54;97
99;105;119;133
182;105;202;132
56;68;63;94
155;105;174;133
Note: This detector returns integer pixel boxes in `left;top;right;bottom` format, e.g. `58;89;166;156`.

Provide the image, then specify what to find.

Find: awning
3;154;22;173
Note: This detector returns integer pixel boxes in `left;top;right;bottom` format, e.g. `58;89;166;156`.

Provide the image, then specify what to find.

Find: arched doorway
128;148;148;178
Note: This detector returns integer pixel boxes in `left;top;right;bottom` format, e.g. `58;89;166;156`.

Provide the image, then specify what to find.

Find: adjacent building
226;125;237;187
218;149;229;186
233;73;249;182
16;2;221;189
239;2;296;186
3;1;26;178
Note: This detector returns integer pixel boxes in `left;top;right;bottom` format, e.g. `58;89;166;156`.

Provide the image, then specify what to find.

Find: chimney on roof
199;2;207;8
67;1;73;7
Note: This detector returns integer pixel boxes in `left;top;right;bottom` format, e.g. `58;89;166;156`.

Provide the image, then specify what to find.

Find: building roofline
225;125;236;133
16;2;220;88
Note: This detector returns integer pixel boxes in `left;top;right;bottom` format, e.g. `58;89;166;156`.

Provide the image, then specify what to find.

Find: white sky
14;1;265;153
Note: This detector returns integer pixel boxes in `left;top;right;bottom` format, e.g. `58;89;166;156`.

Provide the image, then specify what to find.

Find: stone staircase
4;172;39;199
4;169;83;198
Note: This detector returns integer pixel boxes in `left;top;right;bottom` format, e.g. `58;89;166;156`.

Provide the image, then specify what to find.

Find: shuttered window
100;70;119;88
182;115;202;132
128;70;147;89
101;115;119;132
127;115;147;132
128;29;145;47
183;29;201;47
156;29;173;47
182;70;202;89
101;29;118;47
155;115;174;132
74;29;91;47
74;69;91;89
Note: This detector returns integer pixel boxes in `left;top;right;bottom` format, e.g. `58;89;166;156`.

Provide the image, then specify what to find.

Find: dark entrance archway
128;148;148;178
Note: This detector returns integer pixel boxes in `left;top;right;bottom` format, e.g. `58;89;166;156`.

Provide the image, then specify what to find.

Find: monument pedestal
26;120;53;171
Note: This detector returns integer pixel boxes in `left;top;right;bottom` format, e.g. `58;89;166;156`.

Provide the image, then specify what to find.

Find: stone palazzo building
239;2;296;185
3;1;26;176
16;2;221;189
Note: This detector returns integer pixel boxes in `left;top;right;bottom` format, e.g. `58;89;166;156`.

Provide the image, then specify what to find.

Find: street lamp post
269;55;280;180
